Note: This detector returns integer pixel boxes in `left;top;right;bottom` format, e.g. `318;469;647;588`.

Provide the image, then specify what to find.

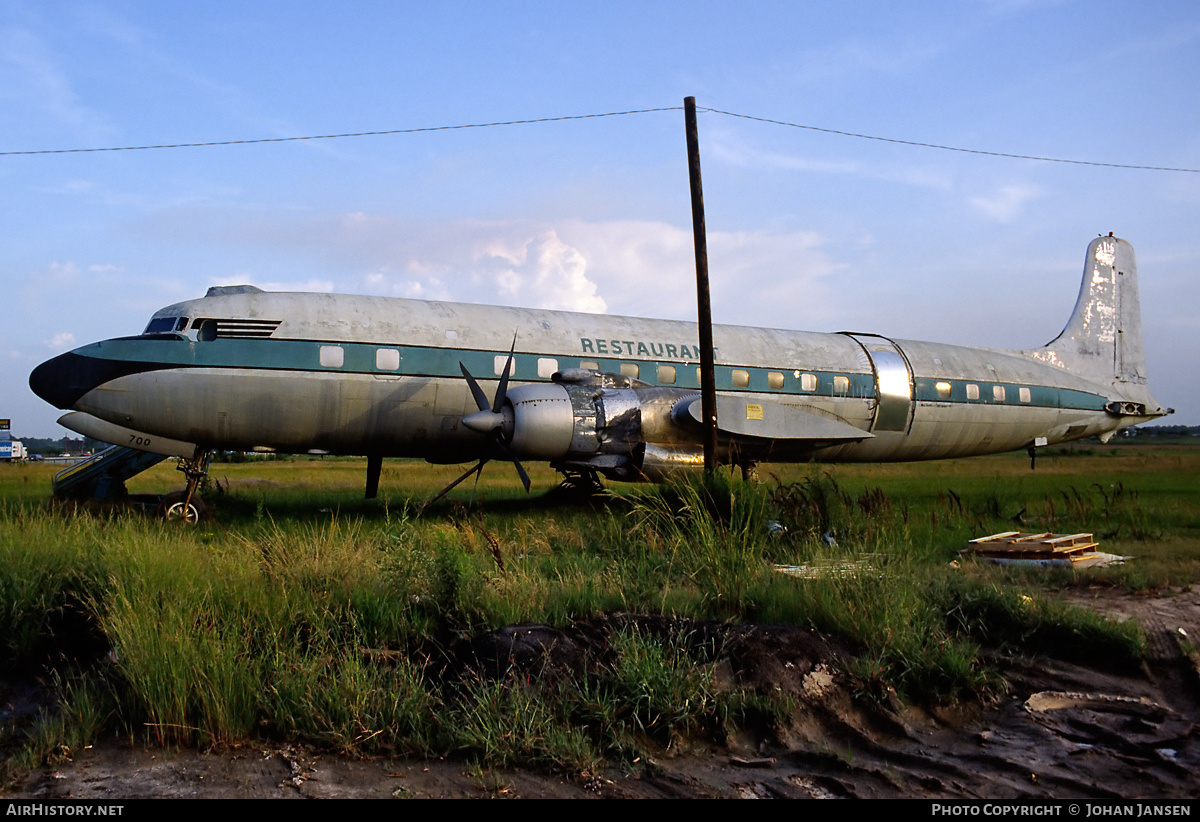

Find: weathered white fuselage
31;236;1166;481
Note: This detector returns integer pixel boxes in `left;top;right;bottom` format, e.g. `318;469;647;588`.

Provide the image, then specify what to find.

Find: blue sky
3;1;1198;437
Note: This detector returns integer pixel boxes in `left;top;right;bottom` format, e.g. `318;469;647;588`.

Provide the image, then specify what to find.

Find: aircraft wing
674;395;872;445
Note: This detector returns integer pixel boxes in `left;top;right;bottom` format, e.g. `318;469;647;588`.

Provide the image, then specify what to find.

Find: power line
0;108;679;156
3;103;1196;173
701;107;1200;173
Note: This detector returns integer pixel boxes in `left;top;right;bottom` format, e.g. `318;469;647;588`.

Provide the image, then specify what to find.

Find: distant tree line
1123;424;1199;438
11;435;106;456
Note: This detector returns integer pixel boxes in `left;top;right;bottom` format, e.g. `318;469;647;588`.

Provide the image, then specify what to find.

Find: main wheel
158;491;206;524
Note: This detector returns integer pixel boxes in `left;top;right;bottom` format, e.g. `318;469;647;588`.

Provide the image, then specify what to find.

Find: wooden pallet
965;531;1099;562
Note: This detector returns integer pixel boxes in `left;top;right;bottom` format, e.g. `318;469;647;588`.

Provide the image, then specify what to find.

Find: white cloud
710;139;862;176
47;332;75;349
125;209;843;328
707;132;954;192
0;27;111;135
968;183;1041;222
223;277;337;293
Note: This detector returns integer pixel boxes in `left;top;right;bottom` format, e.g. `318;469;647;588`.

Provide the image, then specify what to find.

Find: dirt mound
9;598;1200;799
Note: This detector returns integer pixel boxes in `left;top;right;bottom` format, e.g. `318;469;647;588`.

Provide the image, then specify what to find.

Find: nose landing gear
159;448;211;523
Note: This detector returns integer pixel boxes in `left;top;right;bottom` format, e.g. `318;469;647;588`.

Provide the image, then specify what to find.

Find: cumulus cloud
127;208;843;329
475;230;607;313
47;332;75;349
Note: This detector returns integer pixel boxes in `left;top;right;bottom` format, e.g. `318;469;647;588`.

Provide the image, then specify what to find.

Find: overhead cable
702;107;1200;173
3;104;1196;173
0;108;678;156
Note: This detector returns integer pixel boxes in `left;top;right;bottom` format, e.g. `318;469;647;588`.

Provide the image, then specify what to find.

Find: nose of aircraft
29;350;116;410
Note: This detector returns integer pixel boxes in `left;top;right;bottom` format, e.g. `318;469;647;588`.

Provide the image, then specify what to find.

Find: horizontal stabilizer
675;396;872;444
58;412;198;459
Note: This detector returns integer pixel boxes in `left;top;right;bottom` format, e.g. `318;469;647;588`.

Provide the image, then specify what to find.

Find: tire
158;491;206;524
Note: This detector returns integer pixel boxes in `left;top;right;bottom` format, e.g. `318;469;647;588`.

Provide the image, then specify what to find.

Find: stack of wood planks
964;531;1100;565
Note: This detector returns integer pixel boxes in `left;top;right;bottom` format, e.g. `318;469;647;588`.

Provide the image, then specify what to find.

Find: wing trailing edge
675;395;872;445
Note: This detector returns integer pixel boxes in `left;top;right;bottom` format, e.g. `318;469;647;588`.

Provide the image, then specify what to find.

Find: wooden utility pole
684;96;718;476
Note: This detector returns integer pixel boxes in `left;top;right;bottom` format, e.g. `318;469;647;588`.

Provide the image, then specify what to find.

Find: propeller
425;337;531;507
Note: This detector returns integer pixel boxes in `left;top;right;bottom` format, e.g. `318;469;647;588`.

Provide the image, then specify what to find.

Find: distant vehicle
0;440;26;461
30;235;1168;509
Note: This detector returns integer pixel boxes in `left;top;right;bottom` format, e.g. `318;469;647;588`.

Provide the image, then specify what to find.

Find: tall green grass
1;445;1191;775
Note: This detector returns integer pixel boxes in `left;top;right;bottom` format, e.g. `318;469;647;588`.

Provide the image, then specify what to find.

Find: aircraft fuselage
30;236;1167;484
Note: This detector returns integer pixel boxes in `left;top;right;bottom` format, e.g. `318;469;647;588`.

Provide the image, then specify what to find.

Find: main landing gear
553;467;606;497
158;447;211;523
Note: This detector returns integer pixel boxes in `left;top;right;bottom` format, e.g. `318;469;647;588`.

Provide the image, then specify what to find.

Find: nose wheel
157;491;207;523
160;448;211;523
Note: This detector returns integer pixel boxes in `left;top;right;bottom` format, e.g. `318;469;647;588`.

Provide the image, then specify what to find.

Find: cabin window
993;385;1006;402
494;355;514;377
376;348;400;371
936;381;952;399
620;362;639;379
966;383;980;401
537;357;558;378
833;375;849;394
197;319;218;342
1019;386;1032;403
768;371;785;390
731;369;750;388
320;345;344;368
580;360;598;371
657;364;676;385
800;373;817;392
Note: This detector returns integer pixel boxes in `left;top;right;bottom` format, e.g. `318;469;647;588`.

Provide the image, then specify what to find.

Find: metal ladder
52;446;167;501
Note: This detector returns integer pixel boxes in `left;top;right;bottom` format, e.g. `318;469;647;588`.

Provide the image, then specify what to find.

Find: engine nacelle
505;383;575;459
497;370;693;479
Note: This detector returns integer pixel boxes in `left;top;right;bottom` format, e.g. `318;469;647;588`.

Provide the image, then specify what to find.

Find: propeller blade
494;439;531;492
459;362;491;413
493;333;517;414
425;459;489;508
511;457;531;492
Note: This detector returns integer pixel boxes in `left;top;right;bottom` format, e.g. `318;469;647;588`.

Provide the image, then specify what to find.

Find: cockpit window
143;317;188;335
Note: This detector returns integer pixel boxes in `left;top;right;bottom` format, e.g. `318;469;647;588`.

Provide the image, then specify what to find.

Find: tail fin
1030;235;1165;415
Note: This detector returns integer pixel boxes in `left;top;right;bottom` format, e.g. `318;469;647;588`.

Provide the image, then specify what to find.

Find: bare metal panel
871;349;912;431
844;334;913;433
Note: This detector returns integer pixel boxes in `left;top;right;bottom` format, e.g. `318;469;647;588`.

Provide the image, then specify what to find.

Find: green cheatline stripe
83;336;1108;411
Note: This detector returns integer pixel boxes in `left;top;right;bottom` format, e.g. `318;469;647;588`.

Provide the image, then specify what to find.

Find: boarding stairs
53;445;166;501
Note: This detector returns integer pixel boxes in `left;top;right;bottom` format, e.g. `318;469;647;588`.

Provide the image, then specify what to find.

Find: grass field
1;443;1197;776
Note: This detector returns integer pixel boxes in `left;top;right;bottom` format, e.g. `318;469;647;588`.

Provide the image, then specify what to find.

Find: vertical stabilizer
1033;235;1146;386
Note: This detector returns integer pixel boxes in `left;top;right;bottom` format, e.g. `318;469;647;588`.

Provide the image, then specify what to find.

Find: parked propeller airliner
30;235;1167;512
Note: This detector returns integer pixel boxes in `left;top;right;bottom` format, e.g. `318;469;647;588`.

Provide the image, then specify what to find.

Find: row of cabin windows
318;347;1036;405
580;360;833;392
322;347;845;394
934;381;1031;403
